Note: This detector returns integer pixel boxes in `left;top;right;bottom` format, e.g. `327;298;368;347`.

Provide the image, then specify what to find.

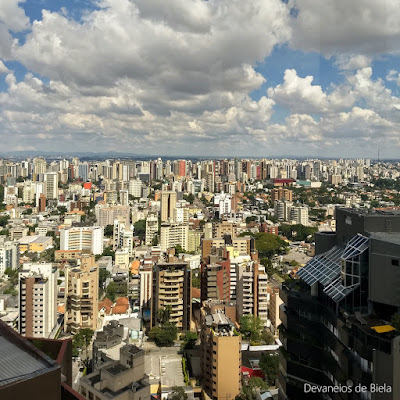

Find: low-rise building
80;345;150;400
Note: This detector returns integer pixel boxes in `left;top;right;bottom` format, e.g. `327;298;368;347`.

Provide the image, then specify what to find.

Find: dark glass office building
279;208;400;400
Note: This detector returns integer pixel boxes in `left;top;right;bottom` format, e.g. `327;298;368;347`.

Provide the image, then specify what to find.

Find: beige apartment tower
19;263;57;338
152;259;192;331
64;255;99;334
200;301;241;400
160;191;177;222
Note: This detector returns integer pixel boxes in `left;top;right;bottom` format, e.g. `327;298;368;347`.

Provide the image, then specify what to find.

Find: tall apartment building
113;218;134;256
268;287;282;336
159;223;188;252
202;235;253;260
44;172;58;200
201;263;230;303
236;260;269;325
214;192;232;216
0;237;19;277
151;258;191;331
64;255;99;334
129;179;142;198
274;200;292;221
213;221;238;238
60;226;103;255
18;263;57;338
271;188;293;202
95;204;130;227
200;301;241;400
38;193;46;212
289;204;309;225
145;213;159;246
160;191;177;222
188;230;202;253
119;189;129;206
279;208;400;400
22;182;36;204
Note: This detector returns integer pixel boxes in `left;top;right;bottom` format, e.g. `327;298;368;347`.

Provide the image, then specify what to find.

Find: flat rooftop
0;334;51;387
338;207;400;216
104;364;128;375
369;232;400;245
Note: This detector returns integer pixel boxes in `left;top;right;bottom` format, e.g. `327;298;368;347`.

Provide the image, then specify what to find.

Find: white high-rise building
214;192;232;215
60;226;104;255
289;205;309;226
145;214;159;246
274;200;293;221
119;189;129;206
236;261;269;326
44;172;58;200
113;218;134;256
129;179;142;198
160;223;188;252
0;238;20;277
19;263;57;338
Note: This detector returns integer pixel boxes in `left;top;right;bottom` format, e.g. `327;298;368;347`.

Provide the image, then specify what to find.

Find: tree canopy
169;386;188;400
236;377;269;400
104;224;114;237
72;328;94;358
259;353;279;386
279;224;318;242
134;219;146;241
239;232;288;258
148;322;178;347
239;314;265;344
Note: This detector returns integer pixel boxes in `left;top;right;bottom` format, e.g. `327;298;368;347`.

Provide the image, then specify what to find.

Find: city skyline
1;1;400;157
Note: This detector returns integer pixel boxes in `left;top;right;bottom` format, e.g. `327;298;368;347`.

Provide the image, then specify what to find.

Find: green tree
148;326;161;342
181;331;197;350
99;268;111;289
279;224;317;242
102;246;115;258
174;244;185;255
0;215;10;227
259;353;279;386
105;281;118;302
239;232;288;258
246;216;257;224
155;322;178;346
240;314;265;344
57;206;67;215
5;267;19;286
158;305;172;325
170;386;188;400
191;270;201;288
148;322;178;347
134;219;146;242
72;328;94;359
152;235;159;246
104;224;114;237
183;193;195;204
261;331;275;345
236;377;269;400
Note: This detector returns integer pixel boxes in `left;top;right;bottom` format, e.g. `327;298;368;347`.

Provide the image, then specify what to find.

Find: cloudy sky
1;0;400;158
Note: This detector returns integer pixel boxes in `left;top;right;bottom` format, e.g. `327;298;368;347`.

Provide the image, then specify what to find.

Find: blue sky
0;0;400;157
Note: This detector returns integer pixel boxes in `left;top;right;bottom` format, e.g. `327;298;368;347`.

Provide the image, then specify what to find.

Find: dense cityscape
2;0;400;399
0;156;399;400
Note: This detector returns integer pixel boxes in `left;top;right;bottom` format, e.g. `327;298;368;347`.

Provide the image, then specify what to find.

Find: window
392;259;399;267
